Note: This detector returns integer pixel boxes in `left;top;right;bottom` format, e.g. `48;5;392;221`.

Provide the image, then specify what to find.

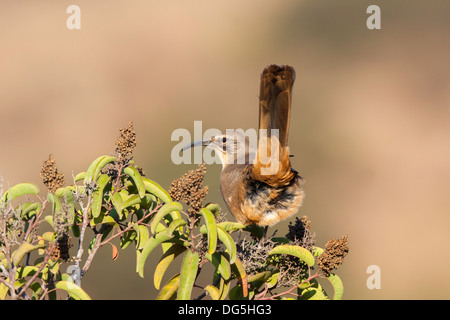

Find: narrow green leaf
205;203;220;217
93;156;116;181
143;178;172;203
11;243;46;266
74;172;86;182
268;244;315;267
217;221;246;234
205;285;220;300
137;232;172;278
134;225;150;250
84;155;108;183
120;229;137;249
327;273;344;300
0;283;8;300
122;194;142;209
154;244;186;290
267;270;279;289
55;187;75;219
56;274;91;300
206;252;231;280
44;215;53;228
247;271;272;284
91;174;111;218
20;202;42;220
217;226;236;264
110;192;124;220
16;266;40;278
177;250;199;300
47;193;61;216
166;218;187;237
156;274;180;300
124;166;145;198
2;183;39;203
231;257;248;298
200;208;217;254
150;202;183;234
217;277;231;300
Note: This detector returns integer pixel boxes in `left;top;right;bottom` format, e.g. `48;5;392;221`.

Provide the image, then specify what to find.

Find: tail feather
253;65;296;185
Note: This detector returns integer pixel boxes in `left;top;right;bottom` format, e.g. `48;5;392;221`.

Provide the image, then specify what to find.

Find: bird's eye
222;137;227;143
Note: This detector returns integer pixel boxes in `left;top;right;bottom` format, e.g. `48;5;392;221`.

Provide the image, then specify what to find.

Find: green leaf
47;193;61;216
143;178;172;203
150;202;183;234
205;285;220;300
247;271;272;284
55;187;75;219
137;232;173;278
268;244;315;267
11;243;46;266
44;215;53;228
15;266;41;278
110;192;124;220
1;183;39;203
84;155;107;183
299;279;328;300
231;257;248;298
56;274;91;300
156;274;180;300
216;221;246;234
134;225;150;250
217;277;231;300
91;174;111;218
267;270;279;289
177;250;199;300
206;252;231;280
74;172;86;182
205;203;220;217
200;208;217;254
327;273;344;300
20;202;42;220
42;232;55;242
123;166;145;198
154;244;186;290
84;155;116;183
0;283;8;300
166;218;187;237
122;194;142;209
120;229;137;249
217;226;236;264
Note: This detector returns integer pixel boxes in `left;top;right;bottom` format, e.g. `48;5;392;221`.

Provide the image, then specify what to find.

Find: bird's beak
182;139;211;151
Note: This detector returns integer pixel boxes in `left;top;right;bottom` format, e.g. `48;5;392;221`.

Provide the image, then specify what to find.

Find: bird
183;65;304;227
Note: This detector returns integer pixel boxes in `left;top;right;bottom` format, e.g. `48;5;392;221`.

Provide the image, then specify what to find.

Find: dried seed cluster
53;233;72;262
168;164;208;214
236;238;277;275
114;122;136;159
40;154;64;193
286;216;315;252
317;234;349;276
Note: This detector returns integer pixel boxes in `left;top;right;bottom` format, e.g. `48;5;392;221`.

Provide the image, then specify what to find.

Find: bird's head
182;131;256;169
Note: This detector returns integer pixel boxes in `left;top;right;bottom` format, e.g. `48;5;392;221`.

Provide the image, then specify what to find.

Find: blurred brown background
1;0;449;299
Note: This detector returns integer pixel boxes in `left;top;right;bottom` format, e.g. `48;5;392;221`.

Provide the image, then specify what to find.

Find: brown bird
183;65;304;226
